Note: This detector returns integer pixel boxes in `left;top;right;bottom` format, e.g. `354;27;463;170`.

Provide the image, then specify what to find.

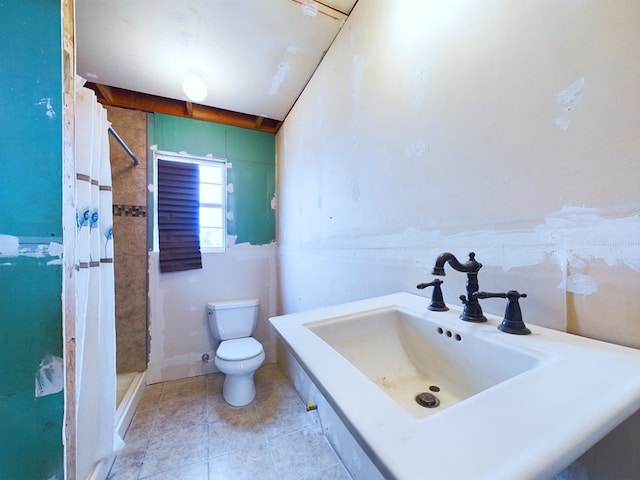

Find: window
198;163;225;250
154;151;226;273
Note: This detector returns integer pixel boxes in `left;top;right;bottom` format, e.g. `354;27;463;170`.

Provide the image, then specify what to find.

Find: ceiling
76;0;357;133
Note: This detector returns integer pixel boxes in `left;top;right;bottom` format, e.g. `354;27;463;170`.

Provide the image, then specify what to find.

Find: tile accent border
113;204;147;218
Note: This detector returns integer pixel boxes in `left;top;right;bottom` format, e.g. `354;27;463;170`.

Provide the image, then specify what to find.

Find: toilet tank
207;298;259;340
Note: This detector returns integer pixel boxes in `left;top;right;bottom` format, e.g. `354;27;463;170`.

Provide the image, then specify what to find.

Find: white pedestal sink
270;292;640;479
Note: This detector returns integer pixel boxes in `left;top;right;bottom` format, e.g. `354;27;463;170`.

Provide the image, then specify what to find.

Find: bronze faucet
432;252;487;322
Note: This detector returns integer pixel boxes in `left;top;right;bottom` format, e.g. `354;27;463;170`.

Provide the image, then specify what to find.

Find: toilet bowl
214;337;265;406
207;299;264;406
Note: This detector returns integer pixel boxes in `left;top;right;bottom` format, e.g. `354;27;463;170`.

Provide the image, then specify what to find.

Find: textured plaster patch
289;207;639;296
302;3;318;17
413;60;429;107
350;55;364;103
435;207;638;295
35;355;64;397
269;62;290;96
565;272;598;295
555;77;586;130
405;139;427;158
0;235;64;263
47;242;64;265
36;98;56;119
0;234;19;256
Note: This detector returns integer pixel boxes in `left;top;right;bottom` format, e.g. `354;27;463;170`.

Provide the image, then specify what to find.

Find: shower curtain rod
108;126;139;165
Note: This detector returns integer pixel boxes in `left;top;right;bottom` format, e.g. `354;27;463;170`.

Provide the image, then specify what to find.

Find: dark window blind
157;159;202;273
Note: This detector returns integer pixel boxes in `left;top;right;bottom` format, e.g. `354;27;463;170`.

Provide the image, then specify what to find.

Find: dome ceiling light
182;70;207;103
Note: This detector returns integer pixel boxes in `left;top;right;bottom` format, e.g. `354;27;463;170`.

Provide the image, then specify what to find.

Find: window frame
153;149;227;254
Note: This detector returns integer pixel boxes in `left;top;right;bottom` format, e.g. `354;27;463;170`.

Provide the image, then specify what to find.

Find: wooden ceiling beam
85;82;282;134
94;83;113;103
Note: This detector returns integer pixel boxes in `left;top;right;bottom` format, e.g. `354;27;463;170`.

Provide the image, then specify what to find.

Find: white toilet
206;298;265;406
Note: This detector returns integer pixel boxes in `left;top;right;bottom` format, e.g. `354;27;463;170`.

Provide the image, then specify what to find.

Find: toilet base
222;373;257;407
214;345;265;407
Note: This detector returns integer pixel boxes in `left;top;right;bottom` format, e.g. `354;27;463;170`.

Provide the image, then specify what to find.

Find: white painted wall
276;0;640;349
275;1;640;476
147;243;278;384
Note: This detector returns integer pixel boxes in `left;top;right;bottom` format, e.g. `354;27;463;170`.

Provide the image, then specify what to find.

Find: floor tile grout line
114;366;351;480
263;416;284;480
134;382;163;480
143;381;183;480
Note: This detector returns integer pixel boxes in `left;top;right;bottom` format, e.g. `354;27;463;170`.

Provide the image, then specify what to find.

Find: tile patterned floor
108;364;352;480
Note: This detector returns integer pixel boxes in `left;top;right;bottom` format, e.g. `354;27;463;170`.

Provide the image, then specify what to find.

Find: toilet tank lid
207;298;259;310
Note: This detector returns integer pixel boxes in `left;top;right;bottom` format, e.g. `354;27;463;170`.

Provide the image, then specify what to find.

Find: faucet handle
416;279;449;312
477;290;530;335
477;290;527;300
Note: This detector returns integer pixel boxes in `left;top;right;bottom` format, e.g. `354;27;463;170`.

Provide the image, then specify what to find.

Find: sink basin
307;306;541;418
270;292;640;479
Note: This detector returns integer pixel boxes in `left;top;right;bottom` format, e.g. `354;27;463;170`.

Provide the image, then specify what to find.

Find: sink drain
415;392;440;408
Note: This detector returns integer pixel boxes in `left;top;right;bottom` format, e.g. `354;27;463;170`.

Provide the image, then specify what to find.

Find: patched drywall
276;2;639;476
35;355;64;398
146;114;278;383
147;243;279;383
0;2;65;478
277;0;639;346
149;113;275;246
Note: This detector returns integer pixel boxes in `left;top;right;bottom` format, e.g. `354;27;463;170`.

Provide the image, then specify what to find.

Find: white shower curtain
75;85;122;480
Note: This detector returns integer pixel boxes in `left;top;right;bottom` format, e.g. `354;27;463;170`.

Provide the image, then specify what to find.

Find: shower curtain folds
75;87;122;480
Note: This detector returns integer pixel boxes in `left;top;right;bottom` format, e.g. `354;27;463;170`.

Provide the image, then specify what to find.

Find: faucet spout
432;251;482;276
432;252;486;322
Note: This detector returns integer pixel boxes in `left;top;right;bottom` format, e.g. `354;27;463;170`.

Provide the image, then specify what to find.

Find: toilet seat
217;337;263;361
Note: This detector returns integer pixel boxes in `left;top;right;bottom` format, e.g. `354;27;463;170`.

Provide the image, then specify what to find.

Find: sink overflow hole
436;327;462;341
429;385;440;392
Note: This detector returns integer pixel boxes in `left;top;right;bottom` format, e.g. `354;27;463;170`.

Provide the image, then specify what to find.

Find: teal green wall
149;114;276;245
0;1;64;479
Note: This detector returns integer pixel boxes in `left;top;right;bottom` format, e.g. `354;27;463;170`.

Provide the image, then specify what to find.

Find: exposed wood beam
94;83;113;103
85;82;282;134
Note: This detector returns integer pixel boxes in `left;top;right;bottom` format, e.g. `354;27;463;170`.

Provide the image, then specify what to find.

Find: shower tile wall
107;106;148;373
